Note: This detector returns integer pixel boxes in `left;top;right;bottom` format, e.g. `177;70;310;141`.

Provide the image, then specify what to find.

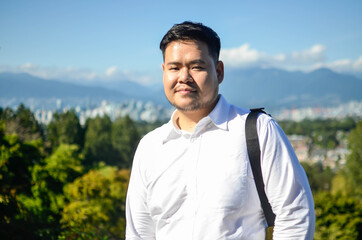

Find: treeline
279;118;362;239
1;105;361;239
0;104;155;239
279;117;356;149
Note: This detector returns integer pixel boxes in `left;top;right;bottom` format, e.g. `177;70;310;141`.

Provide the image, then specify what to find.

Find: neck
175;97;219;132
175;110;205;133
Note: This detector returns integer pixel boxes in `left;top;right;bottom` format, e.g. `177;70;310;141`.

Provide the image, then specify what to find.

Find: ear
162;63;165;71
216;60;224;84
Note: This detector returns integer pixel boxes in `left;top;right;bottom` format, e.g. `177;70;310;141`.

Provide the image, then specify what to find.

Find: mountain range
0;68;361;110
221;67;362;110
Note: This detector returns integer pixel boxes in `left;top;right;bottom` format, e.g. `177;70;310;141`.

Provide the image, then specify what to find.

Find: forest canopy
0;105;361;239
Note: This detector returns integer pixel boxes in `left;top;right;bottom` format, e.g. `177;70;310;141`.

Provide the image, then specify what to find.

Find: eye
168;66;179;71
192;65;205;70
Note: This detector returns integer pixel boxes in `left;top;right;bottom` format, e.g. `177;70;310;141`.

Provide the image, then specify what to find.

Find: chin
172;102;200;112
175;100;211;112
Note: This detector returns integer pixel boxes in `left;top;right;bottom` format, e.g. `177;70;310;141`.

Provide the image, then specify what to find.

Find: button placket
185;134;201;240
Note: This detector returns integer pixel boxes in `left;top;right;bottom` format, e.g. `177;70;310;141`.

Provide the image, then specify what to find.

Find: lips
175;85;197;93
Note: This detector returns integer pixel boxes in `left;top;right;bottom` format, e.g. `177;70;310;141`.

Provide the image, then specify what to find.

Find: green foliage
279;117;356;149
15;144;85;239
60;166;130;240
343;121;362;196
1;108;141;239
311;121;362;239
27;144;84;212
135;120;165;137
43;144;84;184
111;115;140;168
4;104;358;239
1;104;44;142
83;115;117;167
331;173;347;195
47;110;84;151
0;125;44;238
314;192;362;240
301;162;335;194
83;115;141;168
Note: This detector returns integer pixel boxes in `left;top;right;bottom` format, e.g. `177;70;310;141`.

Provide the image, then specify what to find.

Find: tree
1;104;44;142
343;121;362;196
11;144;85;239
0;107;15;122
314;192;362;240
83;115;117;167
301;161;335;194
29;144;84;209
111;115;140;168
312;121;362;240
0;124;43;239
279;118;356;150
47;110;84;150
60;166;130;240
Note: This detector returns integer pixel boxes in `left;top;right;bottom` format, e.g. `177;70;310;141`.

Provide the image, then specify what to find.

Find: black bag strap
245;108;276;227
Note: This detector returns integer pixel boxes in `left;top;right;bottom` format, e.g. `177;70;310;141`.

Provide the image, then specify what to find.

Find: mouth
175;86;197;94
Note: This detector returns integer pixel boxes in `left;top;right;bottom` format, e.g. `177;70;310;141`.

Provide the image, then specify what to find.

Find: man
126;21;315;239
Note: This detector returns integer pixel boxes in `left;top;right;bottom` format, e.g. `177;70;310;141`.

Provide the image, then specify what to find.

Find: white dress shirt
126;95;315;240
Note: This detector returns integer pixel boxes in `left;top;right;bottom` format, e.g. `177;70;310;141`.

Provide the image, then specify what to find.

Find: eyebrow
189;59;206;65
166;61;180;66
166;59;207;66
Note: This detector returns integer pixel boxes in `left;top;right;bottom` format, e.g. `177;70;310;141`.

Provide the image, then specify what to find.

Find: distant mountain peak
220;67;362;110
1;68;362;111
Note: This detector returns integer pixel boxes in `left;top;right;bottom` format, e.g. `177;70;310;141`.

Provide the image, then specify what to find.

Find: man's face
162;40;224;113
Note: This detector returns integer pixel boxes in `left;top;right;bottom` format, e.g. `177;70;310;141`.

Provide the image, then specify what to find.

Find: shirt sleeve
258;118;315;240
126;139;156;240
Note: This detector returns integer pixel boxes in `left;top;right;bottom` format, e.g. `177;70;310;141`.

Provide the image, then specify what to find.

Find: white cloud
0;63;159;86
1;63;99;81
105;66;118;77
222;44;260;64
103;66;156;85
1;46;361;86
220;44;327;71
220;43;362;76
312;56;362;75
353;56;362;71
290;44;326;64
220;44;277;68
20;62;38;71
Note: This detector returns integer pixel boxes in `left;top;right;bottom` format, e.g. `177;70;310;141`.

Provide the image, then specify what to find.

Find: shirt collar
162;94;231;144
208;94;230;131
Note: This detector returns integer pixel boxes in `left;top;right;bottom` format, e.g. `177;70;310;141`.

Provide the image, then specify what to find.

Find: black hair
160;21;221;63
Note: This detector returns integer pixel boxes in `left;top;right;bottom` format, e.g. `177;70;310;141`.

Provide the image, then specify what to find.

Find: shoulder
227;103;250;122
255;112;291;147
256;111;275;128
230;104;280;137
250;111;287;142
227;103;274;128
138;121;171;146
132;122;171;170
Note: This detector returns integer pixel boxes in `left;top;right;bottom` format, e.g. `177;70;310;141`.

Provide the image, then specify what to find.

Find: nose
178;67;193;83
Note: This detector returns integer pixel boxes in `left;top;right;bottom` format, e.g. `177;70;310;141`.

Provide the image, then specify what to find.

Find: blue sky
1;0;361;86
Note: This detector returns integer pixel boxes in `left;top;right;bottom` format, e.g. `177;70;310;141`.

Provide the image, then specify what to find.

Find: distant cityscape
288;134;349;170
273;100;362;121
30;99;173;126
2;98;361;171
28;98;360;171
3;98;361;126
